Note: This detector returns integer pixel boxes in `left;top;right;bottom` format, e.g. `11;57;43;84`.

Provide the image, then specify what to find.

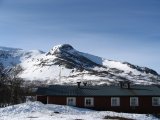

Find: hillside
0;44;160;85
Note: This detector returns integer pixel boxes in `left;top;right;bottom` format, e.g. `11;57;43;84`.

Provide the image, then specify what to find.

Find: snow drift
0;102;158;120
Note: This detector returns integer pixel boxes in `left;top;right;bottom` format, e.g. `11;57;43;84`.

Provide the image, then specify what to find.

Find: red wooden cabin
36;82;160;113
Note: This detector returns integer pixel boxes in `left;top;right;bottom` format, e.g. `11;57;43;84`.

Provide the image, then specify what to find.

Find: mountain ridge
0;44;159;85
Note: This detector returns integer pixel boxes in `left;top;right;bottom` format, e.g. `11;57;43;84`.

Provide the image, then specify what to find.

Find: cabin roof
36;85;160;96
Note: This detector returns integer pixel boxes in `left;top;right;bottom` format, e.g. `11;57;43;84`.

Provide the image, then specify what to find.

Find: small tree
0;64;27;105
0;63;11;105
8;65;26;104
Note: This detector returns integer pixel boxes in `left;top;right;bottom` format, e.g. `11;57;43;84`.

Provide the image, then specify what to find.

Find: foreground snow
0;102;158;120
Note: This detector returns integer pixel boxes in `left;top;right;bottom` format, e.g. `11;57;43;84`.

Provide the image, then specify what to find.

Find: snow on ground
0;102;158;120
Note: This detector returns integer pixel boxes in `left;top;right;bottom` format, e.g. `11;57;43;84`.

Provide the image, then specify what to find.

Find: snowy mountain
0;44;160;85
0;46;44;69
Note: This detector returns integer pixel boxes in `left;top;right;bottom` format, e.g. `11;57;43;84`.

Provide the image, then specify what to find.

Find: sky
0;0;160;73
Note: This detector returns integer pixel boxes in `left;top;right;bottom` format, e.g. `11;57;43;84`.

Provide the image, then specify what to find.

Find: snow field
0;102;158;120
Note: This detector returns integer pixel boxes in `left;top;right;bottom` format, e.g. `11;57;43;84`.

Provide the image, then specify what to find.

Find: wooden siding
36;95;47;104
37;96;160;113
48;96;66;105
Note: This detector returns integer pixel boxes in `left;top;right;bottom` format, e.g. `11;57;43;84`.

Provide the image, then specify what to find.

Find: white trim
84;97;94;107
152;97;160;106
130;97;139;107
111;97;120;106
47;96;49;104
66;97;76;106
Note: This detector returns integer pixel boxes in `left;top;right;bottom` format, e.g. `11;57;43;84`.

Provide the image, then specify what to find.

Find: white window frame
111;97;120;106
130;97;139;107
152;97;160;106
67;97;76;106
84;97;94;107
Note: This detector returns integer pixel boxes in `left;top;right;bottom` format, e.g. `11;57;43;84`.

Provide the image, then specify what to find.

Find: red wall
48;96;66;105
36;96;47;104
37;96;160;113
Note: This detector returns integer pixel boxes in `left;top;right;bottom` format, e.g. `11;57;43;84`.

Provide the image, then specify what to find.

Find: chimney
83;82;87;86
119;81;123;88
127;82;130;89
77;82;81;88
119;81;131;89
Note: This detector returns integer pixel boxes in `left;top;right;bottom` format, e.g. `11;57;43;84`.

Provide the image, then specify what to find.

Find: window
152;97;160;106
111;97;120;106
67;97;76;106
85;97;94;107
130;97;139;106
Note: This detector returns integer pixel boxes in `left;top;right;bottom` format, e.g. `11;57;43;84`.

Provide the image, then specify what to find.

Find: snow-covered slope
0;102;158;120
0;46;43;69
0;45;160;85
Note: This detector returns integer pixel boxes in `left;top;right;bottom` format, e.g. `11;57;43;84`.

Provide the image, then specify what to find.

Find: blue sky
0;0;160;73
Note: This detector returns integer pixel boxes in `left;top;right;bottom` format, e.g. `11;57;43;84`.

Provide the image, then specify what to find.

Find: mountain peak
47;44;74;55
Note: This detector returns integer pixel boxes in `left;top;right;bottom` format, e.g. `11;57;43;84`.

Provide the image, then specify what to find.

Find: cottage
36;82;160;113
